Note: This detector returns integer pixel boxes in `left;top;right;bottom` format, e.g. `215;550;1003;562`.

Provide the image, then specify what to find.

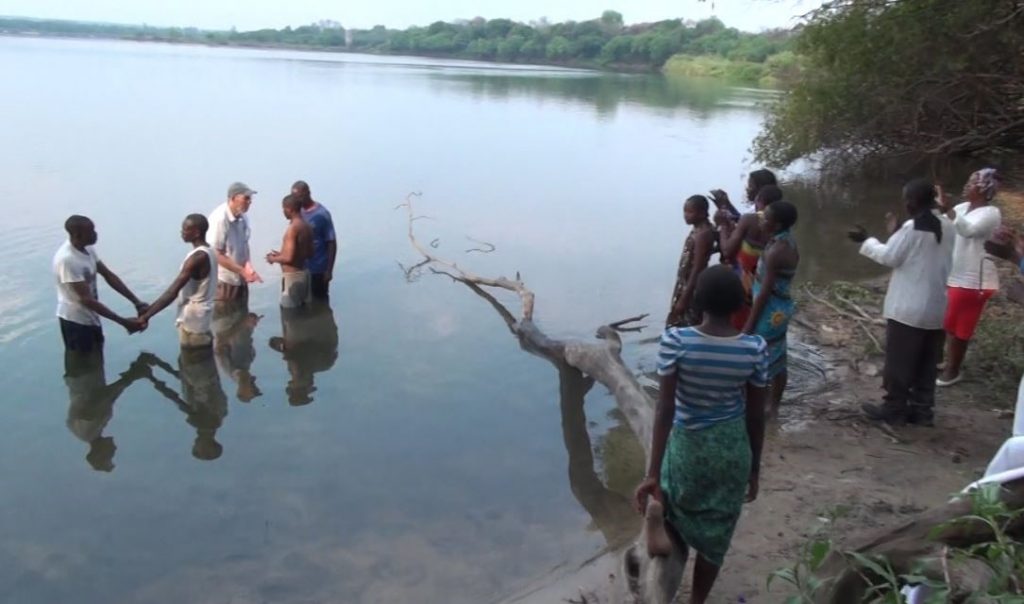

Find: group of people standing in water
637;167;1008;603
54;180;339;469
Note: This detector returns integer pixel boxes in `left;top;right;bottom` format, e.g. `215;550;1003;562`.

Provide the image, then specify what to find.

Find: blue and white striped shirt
657;327;769;431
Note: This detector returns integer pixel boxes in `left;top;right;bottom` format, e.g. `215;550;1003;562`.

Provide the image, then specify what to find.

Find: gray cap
227;182;257;199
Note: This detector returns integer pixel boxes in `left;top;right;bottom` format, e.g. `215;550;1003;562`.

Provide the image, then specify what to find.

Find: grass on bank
662;51;801;87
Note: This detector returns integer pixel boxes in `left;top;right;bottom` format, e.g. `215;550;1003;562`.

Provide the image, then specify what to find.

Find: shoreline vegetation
0;13;798;85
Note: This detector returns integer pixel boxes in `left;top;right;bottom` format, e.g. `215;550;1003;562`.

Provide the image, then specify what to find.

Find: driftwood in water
814;477;1024;603
399;193;682;604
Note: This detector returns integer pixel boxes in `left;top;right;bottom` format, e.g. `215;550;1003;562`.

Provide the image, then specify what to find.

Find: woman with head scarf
937;168;1002;387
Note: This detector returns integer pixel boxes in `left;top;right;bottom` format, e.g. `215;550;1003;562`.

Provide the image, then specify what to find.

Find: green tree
497;35;525;60
754;0;1024;168
600;10;624;33
546;35;572;60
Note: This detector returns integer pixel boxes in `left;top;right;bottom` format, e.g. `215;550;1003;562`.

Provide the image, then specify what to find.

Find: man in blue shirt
291;181;337;300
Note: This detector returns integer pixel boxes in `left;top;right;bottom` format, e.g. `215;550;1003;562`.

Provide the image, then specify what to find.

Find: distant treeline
0;13;795;74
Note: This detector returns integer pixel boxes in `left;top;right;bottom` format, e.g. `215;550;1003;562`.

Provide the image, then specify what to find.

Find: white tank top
176;246;217;334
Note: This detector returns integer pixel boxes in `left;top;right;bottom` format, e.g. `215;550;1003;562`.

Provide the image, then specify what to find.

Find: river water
0;37;895;604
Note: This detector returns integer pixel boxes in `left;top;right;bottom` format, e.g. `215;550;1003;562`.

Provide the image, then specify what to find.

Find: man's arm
859;224;913;269
139;255;205;322
96;262;147;311
68;281;142;332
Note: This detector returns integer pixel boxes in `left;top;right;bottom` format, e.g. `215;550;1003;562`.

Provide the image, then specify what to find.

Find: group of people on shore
637;167;1009;603
55;180;340;467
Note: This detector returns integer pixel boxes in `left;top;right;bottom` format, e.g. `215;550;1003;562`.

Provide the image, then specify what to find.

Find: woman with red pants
938;168;1002;387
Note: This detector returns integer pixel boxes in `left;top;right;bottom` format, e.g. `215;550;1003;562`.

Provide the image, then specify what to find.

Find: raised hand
847;224;869;244
884;211;900;236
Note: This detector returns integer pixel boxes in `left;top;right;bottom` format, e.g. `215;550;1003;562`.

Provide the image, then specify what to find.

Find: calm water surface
0;37;896;604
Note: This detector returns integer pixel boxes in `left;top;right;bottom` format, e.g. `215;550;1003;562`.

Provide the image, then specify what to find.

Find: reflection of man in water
213;299;262;403
64;351;148;472
140;348;229;461
268;302;339;406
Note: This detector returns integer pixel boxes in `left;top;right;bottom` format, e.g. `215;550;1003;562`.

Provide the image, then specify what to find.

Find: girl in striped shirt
635;265;769;604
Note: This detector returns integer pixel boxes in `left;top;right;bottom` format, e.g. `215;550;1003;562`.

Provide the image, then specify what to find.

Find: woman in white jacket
937;168;1002;387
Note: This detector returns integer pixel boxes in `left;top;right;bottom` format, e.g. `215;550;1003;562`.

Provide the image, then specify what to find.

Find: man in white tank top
138;214;218;348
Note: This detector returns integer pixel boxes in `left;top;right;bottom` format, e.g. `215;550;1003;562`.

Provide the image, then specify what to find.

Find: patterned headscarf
966;167;1000;201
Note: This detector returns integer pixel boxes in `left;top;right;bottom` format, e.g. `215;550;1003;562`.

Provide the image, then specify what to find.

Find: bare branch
465;237;497;254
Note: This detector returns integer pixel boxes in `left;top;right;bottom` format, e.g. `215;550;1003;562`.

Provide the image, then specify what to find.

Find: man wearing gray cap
208;182;262;300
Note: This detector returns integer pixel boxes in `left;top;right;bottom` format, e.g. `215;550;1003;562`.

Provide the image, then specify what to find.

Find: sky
0;0;819;33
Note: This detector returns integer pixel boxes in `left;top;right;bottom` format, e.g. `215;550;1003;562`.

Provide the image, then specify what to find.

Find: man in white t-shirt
52;215;148;353
208;182;262;301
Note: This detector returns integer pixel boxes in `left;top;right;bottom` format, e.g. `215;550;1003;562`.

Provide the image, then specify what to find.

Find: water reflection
459;280;641;547
268;302;339;406
212;300;262;403
141;348;228;461
431;71;769;118
63;351;149;472
559;366;637;548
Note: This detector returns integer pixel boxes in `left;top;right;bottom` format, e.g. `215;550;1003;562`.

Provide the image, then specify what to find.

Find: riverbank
504;189;1024;602
0;31;786;82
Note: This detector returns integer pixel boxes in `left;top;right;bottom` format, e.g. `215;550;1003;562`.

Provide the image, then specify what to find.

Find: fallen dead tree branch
399;193;682;604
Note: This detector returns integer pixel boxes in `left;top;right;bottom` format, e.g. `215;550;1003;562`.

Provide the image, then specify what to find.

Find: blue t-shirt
301;204;336;275
656;326;768;430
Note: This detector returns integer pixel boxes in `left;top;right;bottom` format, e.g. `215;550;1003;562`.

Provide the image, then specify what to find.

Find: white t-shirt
208;202;251;286
859;212;955;330
948;202;1001;291
53;240;101;326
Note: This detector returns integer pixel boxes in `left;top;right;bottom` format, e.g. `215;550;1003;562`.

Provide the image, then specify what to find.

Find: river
0;36;895;604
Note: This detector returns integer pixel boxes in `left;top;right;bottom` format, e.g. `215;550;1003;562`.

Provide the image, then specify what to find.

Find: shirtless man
266;194;314;308
138;214;218;348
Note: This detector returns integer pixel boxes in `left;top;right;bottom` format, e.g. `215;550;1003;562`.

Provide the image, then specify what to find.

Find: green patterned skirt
659;417;751;567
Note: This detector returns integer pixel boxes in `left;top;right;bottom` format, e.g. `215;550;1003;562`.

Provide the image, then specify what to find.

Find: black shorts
60;318;104;353
310;273;330;300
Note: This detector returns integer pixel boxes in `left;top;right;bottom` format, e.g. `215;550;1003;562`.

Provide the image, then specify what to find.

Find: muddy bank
501;191;1024;603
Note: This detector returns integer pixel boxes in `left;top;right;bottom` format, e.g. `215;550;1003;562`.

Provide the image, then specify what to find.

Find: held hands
134;301;150;316
122;316;147;335
265;250;278;265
